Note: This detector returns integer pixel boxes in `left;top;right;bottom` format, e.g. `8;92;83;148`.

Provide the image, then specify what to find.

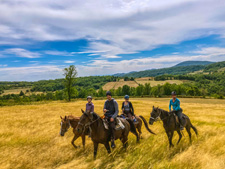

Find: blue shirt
169;98;181;111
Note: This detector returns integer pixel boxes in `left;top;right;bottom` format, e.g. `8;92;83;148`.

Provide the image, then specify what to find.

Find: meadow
0;98;225;169
102;78;183;91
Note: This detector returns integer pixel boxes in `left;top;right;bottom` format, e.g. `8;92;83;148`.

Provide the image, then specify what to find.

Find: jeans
174;108;184;126
107;118;116;140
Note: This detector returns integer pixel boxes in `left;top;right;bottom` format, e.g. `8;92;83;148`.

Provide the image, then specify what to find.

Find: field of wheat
0;98;225;169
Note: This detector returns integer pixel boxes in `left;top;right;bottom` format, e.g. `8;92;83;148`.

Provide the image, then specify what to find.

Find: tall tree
63;65;77;101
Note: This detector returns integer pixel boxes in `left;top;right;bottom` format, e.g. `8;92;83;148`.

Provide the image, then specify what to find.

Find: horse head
149;106;160;125
60;116;71;136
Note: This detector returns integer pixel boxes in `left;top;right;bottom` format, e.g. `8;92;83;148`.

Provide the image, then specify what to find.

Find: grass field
102;78;183;91
0;98;225;169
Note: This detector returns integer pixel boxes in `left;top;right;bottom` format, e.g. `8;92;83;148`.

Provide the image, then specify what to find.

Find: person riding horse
86;96;94;112
121;95;136;122
169;91;184;130
103;91;119;148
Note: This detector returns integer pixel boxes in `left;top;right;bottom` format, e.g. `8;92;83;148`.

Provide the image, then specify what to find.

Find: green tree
143;83;151;95
63;65;77;101
122;85;130;95
19;90;25;96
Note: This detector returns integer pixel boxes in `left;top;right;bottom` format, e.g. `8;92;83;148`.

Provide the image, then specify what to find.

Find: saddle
120;114;139;124
172;113;188;126
102;118;125;130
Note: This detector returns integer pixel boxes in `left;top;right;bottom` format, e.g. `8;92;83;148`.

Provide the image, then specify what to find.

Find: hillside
118;65;206;78
174;61;213;67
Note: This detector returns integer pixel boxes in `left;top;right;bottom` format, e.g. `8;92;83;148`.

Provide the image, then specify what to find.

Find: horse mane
92;112;100;120
67;115;80;121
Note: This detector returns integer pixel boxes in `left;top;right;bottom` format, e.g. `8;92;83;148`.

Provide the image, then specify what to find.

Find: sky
0;0;225;81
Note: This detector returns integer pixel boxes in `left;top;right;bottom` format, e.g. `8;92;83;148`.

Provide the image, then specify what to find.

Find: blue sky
0;0;225;81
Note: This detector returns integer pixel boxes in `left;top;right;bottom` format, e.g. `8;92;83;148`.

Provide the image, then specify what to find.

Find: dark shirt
103;98;118;118
122;101;134;115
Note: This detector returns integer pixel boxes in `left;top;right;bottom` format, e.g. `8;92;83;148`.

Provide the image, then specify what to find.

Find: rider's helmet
124;95;129;99
106;91;112;96
87;96;92;100
171;91;176;95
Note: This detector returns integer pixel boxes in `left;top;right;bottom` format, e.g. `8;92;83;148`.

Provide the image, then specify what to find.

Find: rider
169;91;184;130
103;91;119;148
86;96;94;112
121;95;136;122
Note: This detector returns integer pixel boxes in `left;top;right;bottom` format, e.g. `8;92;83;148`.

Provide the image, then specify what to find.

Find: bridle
150;109;169;122
78;112;100;129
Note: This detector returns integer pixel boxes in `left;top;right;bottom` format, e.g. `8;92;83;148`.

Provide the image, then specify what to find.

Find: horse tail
190;122;198;136
126;119;139;140
139;115;156;135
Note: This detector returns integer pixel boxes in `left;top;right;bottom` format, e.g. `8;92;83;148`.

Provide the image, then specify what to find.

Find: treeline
0;76;119;93
154;72;225;96
2;82;223;106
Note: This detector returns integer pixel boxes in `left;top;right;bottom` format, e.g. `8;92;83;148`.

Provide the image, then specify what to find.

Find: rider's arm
91;104;94;112
130;102;134;115
103;101;107;112
169;100;172;111
112;100;119;119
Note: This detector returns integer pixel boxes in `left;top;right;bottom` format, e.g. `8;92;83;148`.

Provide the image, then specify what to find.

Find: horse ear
60;116;63;119
157;107;159;110
65;116;67;120
153;106;154;108
81;109;84;113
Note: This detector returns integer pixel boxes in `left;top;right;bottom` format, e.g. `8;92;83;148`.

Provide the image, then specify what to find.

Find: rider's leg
109;119;116;148
176;109;184;130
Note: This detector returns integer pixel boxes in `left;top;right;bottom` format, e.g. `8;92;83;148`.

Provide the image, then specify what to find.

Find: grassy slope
102;78;183;90
0;98;225;169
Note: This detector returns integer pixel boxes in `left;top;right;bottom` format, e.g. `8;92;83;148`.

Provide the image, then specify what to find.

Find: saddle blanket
102;118;125;130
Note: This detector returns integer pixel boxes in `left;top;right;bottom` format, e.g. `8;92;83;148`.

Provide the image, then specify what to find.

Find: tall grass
0;98;224;169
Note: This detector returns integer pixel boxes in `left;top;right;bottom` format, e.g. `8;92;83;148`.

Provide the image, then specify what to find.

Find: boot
111;140;116;148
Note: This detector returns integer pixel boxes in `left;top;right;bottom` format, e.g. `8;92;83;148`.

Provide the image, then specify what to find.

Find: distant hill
203;61;225;72
114;61;223;78
174;61;214;67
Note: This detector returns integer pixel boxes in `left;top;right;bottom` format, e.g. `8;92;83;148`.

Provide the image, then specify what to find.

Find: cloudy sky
0;0;225;81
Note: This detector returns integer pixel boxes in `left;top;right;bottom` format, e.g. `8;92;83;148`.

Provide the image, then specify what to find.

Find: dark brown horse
132;115;155;138
76;110;139;159
149;106;198;147
60;115;89;148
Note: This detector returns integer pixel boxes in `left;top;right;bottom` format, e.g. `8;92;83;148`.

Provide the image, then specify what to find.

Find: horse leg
176;130;182;145
166;131;174;148
186;126;192;143
93;142;99;160
71;134;79;149
81;134;86;148
137;124;142;139
104;142;111;154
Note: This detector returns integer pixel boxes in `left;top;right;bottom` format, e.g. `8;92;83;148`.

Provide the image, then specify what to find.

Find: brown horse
130;115;155;138
149;106;198;147
76;110;139;159
60;115;89;148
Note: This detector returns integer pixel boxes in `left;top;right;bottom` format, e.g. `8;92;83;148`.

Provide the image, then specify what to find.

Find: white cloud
1;48;41;58
0;0;225;58
44;50;75;56
0;65;63;81
64;60;75;63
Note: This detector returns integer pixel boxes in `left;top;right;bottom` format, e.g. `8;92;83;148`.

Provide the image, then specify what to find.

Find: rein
151;109;169;122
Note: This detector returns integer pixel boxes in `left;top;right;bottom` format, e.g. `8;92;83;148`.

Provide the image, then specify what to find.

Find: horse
60;115;89;148
125;115;156;138
149;106;198;147
76;110;139;159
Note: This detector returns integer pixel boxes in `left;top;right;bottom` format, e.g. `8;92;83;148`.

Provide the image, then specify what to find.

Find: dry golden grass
102;79;183;90
2;88;31;95
0;98;225;169
135;80;183;86
102;81;139;90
